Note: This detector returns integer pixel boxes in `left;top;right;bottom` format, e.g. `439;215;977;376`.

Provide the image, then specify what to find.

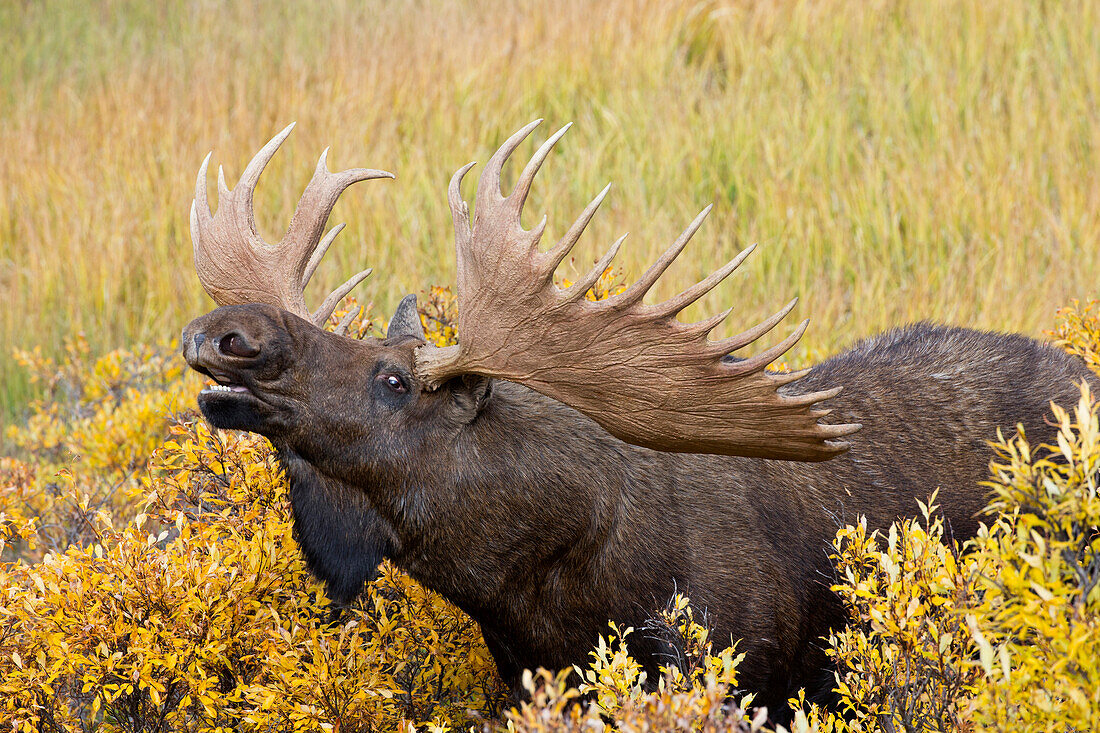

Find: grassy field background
2;0;1098;431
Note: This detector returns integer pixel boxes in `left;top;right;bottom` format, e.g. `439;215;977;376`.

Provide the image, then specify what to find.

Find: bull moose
181;121;1096;713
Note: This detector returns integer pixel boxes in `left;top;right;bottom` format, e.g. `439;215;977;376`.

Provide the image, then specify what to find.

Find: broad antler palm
414;120;860;460
190;123;393;328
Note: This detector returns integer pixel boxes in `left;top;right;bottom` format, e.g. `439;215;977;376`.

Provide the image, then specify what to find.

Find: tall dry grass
2;0;1099;429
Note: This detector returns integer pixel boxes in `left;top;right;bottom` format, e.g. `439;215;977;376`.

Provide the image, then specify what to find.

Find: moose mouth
191;365;255;399
192;368;274;432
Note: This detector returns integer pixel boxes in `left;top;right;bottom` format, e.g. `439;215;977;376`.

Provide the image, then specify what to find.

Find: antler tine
216;166;231;199
650;244;756;319
512;123;572;215
303;222;346;288
449;162;477;252
692;307;734;338
238;122;297;200
191;153;215;253
476;119;543;209
565;233;627;300
612;205;713;307
543;183;612;278
726;318;810;375
190;125;393;327
705;298;798;356
312;266;375;326
417;121;860;461
333;305;363;336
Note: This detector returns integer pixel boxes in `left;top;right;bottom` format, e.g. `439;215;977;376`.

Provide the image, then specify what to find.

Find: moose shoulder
181;123;1098;714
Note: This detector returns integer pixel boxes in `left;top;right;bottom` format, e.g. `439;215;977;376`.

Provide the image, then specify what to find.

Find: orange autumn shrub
501;596;760;732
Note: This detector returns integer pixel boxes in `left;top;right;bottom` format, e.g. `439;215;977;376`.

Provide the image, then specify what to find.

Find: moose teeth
204;384;246;394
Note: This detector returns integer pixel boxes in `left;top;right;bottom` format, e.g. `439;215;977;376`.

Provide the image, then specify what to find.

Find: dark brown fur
182;304;1096;713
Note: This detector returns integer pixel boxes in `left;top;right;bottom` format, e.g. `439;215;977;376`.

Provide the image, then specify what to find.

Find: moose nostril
194;333;206;348
218;332;260;358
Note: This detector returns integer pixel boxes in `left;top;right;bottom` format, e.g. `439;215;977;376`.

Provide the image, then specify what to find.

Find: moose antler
190;123;394;327
415;120;860;461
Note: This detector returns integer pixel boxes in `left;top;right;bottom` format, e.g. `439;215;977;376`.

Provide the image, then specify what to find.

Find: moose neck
273;379;698;663
274;446;398;607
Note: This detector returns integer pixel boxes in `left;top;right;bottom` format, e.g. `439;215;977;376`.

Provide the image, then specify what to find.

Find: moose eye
379;374;407;394
219;333;258;358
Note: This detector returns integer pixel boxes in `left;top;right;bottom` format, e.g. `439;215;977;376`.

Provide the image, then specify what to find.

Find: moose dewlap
182;122;1098;714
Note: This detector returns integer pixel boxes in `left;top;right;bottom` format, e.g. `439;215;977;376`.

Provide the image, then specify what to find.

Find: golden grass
2;0;1099;427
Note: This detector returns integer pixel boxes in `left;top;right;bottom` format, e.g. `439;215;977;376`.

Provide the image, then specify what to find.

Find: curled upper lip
191;364;242;386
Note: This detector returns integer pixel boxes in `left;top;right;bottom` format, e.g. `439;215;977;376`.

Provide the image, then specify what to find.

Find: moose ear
450;374;493;421
386;294;426;341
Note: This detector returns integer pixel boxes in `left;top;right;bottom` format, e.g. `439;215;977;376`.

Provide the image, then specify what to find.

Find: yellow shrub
4;337;191;562
1049;299;1100;375
9;335;188;470
814;496;983;733
965;384;1100;730
502;596;759;732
